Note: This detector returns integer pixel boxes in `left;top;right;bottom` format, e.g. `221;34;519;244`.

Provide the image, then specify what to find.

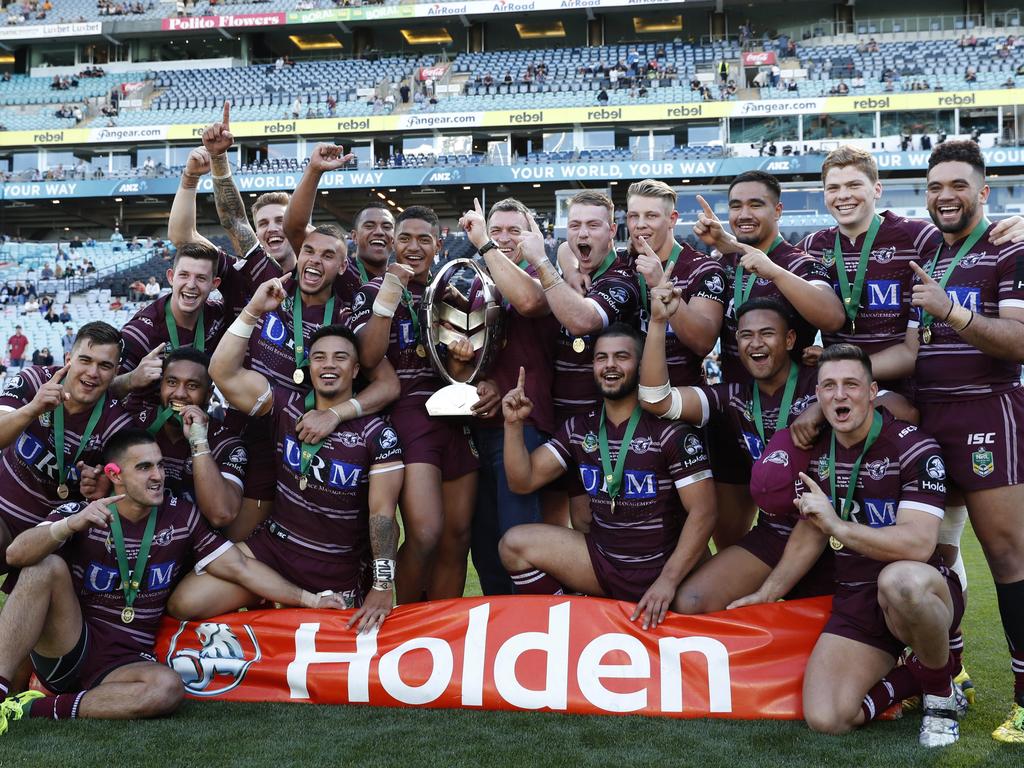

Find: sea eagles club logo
166;621;262;696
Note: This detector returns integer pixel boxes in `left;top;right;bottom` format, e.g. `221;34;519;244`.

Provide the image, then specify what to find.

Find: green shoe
0;690;44;736
954;665;975;707
992;702;1024;744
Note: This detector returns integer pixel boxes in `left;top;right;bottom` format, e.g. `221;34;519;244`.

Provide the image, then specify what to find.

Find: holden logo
166;621;262;697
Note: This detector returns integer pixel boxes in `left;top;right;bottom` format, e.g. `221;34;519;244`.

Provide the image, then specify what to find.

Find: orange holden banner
153;595;830;719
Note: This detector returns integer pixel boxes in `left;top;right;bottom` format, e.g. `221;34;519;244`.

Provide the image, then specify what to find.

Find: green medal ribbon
145;406;183;437
920;217;991;332
828;409;884;522
833;214;882;333
164;299;205;352
356;258;370;285
598;404;643;507
591;249;618;282
750;360;799;446
400;288;421;345
637;241;683;310
292;291;336;375
299;390;329;486
53;393;106;491
108;504;158;613
733;235;784;312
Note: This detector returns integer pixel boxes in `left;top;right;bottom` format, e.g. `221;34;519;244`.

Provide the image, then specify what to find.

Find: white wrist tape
938;505;967;547
372;272;404;318
228;316;255;338
188;420;209;450
49;518;71;542
300;590;319;608
349;398;363;418
639;382;672;404
372;558;396;591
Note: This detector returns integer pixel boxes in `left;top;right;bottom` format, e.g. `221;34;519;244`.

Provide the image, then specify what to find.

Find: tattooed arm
203;102;259;258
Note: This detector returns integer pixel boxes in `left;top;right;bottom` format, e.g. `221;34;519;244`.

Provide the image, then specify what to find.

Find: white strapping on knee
938;504;968;546
950;550;967;591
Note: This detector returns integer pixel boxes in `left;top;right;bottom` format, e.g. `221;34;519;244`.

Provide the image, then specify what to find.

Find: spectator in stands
54;264;64;279
291;96;302;119
1004;77;1016;89
72;105;83;124
597;88;609;104
143;156;155;172
31;347;53;367
74;158;89;179
22;296;38;315
41;264;53;280
58;303;72;323
60;325;74;363
786;79;798;92
143;276;161;300
110;226;124;250
614;206;627;241
326;94;337;116
966;66;977;83
770;64;781;87
43;304;59;324
6;325;27;369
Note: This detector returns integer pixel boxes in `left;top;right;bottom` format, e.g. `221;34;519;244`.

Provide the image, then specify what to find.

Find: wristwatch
478;240;499;256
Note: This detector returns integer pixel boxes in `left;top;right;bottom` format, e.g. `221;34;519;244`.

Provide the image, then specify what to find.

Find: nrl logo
582;432;599;453
167;621;262;697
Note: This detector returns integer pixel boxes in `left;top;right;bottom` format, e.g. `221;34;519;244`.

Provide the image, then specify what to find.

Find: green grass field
0;526;1019;768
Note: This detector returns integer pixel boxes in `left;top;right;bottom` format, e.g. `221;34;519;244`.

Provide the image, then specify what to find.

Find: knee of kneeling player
165;589;202;622
497;528;528;570
14;553;68;584
877;565;933;611
138;669;186;717
804;706;857;735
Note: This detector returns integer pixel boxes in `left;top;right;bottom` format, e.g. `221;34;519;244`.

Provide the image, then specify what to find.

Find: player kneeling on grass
169;299;403;634
778;345;965;747
499;324;716;629
0;429;349;733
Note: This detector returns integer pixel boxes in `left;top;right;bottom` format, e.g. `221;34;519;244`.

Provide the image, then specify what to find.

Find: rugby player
172;313;403;629
499;324;716;629
0;323;134;566
459;197;560;595
0;429;349;730
350;205;478;602
285;143;396;304
907;139;1024;743
783;345;963;747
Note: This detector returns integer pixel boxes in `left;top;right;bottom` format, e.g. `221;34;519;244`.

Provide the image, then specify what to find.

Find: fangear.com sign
154;595;830;718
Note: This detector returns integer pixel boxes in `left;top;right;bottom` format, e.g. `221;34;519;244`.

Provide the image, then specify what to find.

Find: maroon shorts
736;524;836;599
244;521;369;604
823;567;964;658
585;535;660;603
31;618;157;693
707;413;751;485
390;401;478;480
241;413;277;501
918;388;1024;491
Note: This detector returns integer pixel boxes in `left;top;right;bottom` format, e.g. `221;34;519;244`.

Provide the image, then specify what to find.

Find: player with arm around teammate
0;429;349;732
499;324;716;630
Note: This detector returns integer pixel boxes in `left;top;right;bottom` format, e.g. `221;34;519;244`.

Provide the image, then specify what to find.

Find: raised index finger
660;251;679;285
797;471;824;495
222;100;230;127
517;366;526;390
474;197;483;216
696;195;717;221
51;362;71;384
908;261;932;282
144;342;167;360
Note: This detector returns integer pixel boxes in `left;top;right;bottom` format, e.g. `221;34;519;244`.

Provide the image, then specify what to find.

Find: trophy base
425;383;480;416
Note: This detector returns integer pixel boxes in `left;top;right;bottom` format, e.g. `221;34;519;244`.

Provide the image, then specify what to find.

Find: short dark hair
354;202;395;228
488;197;532;225
736;296;792;329
729;170;782;201
595;322;643;356
308;323;360;355
310;223;347;242
927;139;986;177
162;346;211;386
818;343;873;380
101;428;158;466
73;321;122;356
173;242;219;270
396;205;440;236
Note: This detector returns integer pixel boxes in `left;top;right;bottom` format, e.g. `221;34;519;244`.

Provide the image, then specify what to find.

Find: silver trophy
422;258;506;416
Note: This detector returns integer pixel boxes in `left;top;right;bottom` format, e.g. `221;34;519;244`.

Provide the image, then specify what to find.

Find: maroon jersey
120;294;227;377
0;367;135;537
269;387;403;561
545;409;712;571
552;260;641;415
350;278;442;402
634;244;727;386
750;428;812;540
803;411;946;587
124;397;247;504
719;239;831;383
914;223;1024;402
800;211;940;355
696;364;818;462
43;495;232;664
216;243;283;317
335;257;384;309
245;290;350;396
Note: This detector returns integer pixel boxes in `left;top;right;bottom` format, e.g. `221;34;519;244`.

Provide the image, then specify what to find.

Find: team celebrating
0;106;1021;747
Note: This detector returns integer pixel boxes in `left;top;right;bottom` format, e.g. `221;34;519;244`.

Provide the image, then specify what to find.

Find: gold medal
293;368;305;385
850;319;855;336
299;475;308;491
829;535;844;552
610;497;616;514
57;483;69;499
572;338;586;354
416;344;427;358
922;326;932;344
121;606;135;624
170;402;185;413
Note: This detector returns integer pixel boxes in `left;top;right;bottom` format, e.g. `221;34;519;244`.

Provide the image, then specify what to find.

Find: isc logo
967;432;995;445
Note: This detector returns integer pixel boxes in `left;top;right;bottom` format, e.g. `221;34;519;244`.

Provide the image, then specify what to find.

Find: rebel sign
155;595;830;719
